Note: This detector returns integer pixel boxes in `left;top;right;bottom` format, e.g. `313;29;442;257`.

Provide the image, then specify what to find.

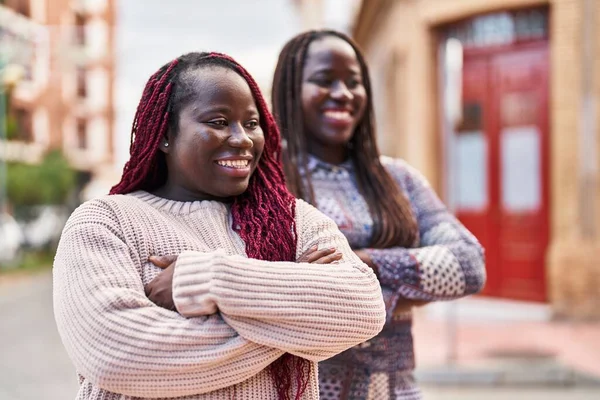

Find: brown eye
309;75;333;87
347;78;362;89
245;120;259;130
208;119;227;126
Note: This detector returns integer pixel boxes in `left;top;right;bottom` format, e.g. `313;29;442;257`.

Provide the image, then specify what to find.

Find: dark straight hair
272;30;418;248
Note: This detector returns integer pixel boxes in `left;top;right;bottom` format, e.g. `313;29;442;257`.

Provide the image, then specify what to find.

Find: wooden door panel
455;57;497;297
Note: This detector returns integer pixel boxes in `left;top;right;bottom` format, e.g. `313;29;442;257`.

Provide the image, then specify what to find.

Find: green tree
2;91;18;140
7;150;77;206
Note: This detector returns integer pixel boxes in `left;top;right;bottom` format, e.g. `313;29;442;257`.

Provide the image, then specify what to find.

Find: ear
159;134;172;154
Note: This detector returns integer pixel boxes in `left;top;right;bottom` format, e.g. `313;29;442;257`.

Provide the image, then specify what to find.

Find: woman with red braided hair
53;51;385;400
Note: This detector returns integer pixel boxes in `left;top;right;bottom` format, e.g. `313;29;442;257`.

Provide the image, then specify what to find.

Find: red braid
110;52;310;400
110;60;179;194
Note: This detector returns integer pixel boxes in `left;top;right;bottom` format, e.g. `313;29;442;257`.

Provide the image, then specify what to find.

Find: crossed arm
357;159;486;313
53;199;385;398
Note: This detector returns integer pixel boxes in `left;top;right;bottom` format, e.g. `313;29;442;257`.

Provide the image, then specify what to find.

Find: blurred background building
297;0;600;320
1;0;115;197
1;0;115;258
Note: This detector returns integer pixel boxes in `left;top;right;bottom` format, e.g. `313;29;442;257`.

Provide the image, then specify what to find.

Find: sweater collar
305;154;354;175
128;191;229;215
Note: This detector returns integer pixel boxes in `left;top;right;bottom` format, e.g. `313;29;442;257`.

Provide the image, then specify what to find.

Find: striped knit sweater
52;191;386;399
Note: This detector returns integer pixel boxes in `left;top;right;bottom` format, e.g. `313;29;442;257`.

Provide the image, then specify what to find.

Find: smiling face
158;66;265;201
301;35;367;163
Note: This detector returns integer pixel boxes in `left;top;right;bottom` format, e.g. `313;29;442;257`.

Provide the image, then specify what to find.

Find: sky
114;0;301;169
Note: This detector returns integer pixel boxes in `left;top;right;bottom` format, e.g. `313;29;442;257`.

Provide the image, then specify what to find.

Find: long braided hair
111;52;310;400
272;30;418;248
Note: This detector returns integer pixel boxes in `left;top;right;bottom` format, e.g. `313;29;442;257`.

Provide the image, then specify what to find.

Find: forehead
304;36;360;72
180;66;256;108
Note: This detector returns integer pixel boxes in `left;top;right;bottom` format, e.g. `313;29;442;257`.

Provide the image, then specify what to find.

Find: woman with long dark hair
53;51;386;400
272;30;486;399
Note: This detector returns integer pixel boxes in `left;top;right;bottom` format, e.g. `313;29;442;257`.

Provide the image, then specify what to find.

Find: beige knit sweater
53;191;386;400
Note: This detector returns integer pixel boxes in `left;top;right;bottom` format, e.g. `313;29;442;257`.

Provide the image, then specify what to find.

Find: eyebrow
191;105;259;117
309;67;361;75
192;105;230;113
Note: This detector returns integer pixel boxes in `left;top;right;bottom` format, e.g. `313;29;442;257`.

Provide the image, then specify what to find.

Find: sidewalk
0;272;79;400
412;297;600;387
421;387;600;400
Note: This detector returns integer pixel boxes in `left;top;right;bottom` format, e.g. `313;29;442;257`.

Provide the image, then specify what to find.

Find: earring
164;142;169;147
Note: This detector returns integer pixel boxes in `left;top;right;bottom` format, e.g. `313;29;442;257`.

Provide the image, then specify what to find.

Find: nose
330;81;353;101
228;123;253;149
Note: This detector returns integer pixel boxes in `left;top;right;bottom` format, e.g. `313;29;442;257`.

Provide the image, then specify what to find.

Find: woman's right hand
297;244;342;264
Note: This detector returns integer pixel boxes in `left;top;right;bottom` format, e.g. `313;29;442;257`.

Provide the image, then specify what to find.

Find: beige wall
354;0;600;319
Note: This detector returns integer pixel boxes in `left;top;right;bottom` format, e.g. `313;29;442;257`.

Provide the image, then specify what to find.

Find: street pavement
1;271;599;400
421;386;600;399
0;272;78;399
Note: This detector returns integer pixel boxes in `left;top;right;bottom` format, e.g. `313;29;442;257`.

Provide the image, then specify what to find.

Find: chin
325;135;353;148
322;129;354;145
219;182;251;199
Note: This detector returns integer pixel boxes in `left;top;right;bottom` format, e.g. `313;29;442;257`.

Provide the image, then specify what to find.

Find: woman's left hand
145;255;178;311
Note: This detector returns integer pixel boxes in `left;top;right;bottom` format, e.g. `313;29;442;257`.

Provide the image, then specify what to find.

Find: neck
307;141;348;165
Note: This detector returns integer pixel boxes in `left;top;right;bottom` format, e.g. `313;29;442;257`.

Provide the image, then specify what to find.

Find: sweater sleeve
172;199;386;362
53;199;284;398
363;158;486;303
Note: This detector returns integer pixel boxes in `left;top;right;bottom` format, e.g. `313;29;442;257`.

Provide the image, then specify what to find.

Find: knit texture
53;191;386;399
302;156;486;400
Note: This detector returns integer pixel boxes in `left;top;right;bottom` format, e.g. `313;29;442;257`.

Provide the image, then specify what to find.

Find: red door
455;42;549;302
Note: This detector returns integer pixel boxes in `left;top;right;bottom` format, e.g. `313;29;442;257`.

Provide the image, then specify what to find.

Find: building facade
347;0;599;319
2;0;115;194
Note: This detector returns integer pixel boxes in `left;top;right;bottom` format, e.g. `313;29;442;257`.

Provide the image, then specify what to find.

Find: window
76;67;87;98
5;0;30;17
514;9;548;40
444;8;548;49
501;125;541;212
74;12;86;46
13;107;33;142
76;119;87;149
453;102;488;211
457;103;483;132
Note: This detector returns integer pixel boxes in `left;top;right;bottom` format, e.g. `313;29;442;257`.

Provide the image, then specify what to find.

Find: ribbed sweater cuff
173;250;222;317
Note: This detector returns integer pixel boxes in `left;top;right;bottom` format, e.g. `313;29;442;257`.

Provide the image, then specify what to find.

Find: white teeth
216;160;250;169
324;110;351;120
